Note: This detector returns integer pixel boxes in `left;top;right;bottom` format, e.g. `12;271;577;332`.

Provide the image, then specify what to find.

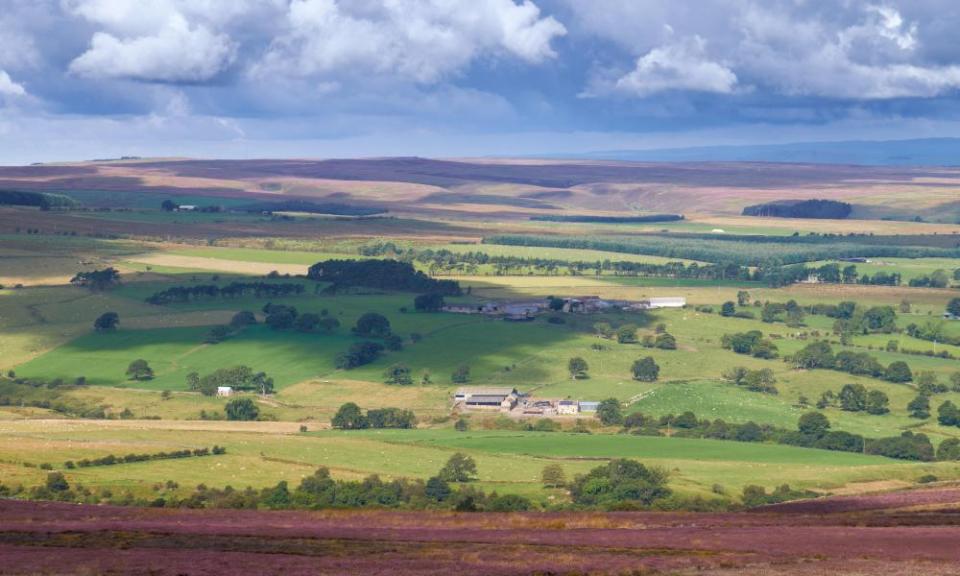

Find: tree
793;341;834;369
719;301;736;317
383;363;413;385
541;463;566;488
451;364;470;384
593;322;613;339
631;357;660;382
425;476;451;501
186;371;200;391
838;383;867;412
743;368;777;394
655;332;677;350
293;313;321;332
252;372;274;395
616;324;638;343
949;298;960;317
567;357;589;380
596;398;623;426
908;394;931;419
414;293;445;312
161;199;177;211
353;312;391;337
737;291;751;307
865;390;890;415
798;412;830;437
45;472;69;492
331;402;368;429
454;418;468;432
126;359;154;381
937;437;960;461
230;310;256;328
885;361;913;383
224;397;259;421
94;311;119;332
439;452;477;482
937;400;960;427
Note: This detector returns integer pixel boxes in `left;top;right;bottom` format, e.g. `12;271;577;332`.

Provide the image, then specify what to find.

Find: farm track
5;491;960;575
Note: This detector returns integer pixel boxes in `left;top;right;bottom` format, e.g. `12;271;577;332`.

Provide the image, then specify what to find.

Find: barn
455;387;519;411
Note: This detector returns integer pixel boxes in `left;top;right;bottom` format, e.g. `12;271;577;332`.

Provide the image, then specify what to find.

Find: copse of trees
742;199;852;219
335;341;385;369
145;282;305;305
721;367;777;394
0;189;78;210
569;459;671;508
815;384;889;415
188;366;274;396
331;402;417;430
353;312;392;337
414;293;445;312
70;268;120;290
307;259;461;295
721;330;779;359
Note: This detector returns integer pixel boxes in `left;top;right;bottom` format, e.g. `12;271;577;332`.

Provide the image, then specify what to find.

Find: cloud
66;1;237;82
614;36;738;97
567;1;960;100
256;0;566;83
0;71;27;98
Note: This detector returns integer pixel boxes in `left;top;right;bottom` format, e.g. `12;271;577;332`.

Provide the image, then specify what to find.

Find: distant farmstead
455;387;519;411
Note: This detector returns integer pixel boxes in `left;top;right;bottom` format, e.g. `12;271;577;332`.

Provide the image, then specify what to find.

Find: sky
3;0;960;163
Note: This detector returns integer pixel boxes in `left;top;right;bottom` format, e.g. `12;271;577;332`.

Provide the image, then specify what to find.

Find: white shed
216;386;233;397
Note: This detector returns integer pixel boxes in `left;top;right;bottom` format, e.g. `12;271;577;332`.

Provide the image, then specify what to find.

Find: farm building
632;297;686;310
216;386;233;397
175;205;197;211
455;387;519;411
578;401;600;413
557;400;578;415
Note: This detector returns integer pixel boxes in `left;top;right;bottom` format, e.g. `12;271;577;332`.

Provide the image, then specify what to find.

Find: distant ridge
557;137;960;167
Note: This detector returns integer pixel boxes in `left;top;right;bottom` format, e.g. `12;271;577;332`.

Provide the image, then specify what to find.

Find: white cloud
66;1;237;82
0;71;27;98
614;36;738;96
568;1;960;100
256;0;566;83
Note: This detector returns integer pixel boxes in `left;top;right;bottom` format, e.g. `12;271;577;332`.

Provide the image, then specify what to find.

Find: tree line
145;281;305;305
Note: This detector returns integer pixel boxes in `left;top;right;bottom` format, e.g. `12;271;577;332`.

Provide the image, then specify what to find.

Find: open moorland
3;157;960;574
4;486;960;575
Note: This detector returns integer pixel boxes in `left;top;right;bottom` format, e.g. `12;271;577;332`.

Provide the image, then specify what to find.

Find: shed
216;386;233;397
578;401;600;412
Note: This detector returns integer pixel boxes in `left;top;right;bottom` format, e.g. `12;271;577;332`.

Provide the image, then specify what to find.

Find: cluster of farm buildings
454;387;600;417
443;296;686;320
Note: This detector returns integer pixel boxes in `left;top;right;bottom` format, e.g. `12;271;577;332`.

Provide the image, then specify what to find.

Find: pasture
0;420;956;502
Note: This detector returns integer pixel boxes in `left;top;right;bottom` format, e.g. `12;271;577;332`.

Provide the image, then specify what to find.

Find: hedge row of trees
145;282;305;305
486;233;960;269
790;341;913;383
618;409;943;462
65;446;226;469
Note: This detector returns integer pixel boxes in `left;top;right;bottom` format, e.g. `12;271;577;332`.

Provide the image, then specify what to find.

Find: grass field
0;420;956;502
